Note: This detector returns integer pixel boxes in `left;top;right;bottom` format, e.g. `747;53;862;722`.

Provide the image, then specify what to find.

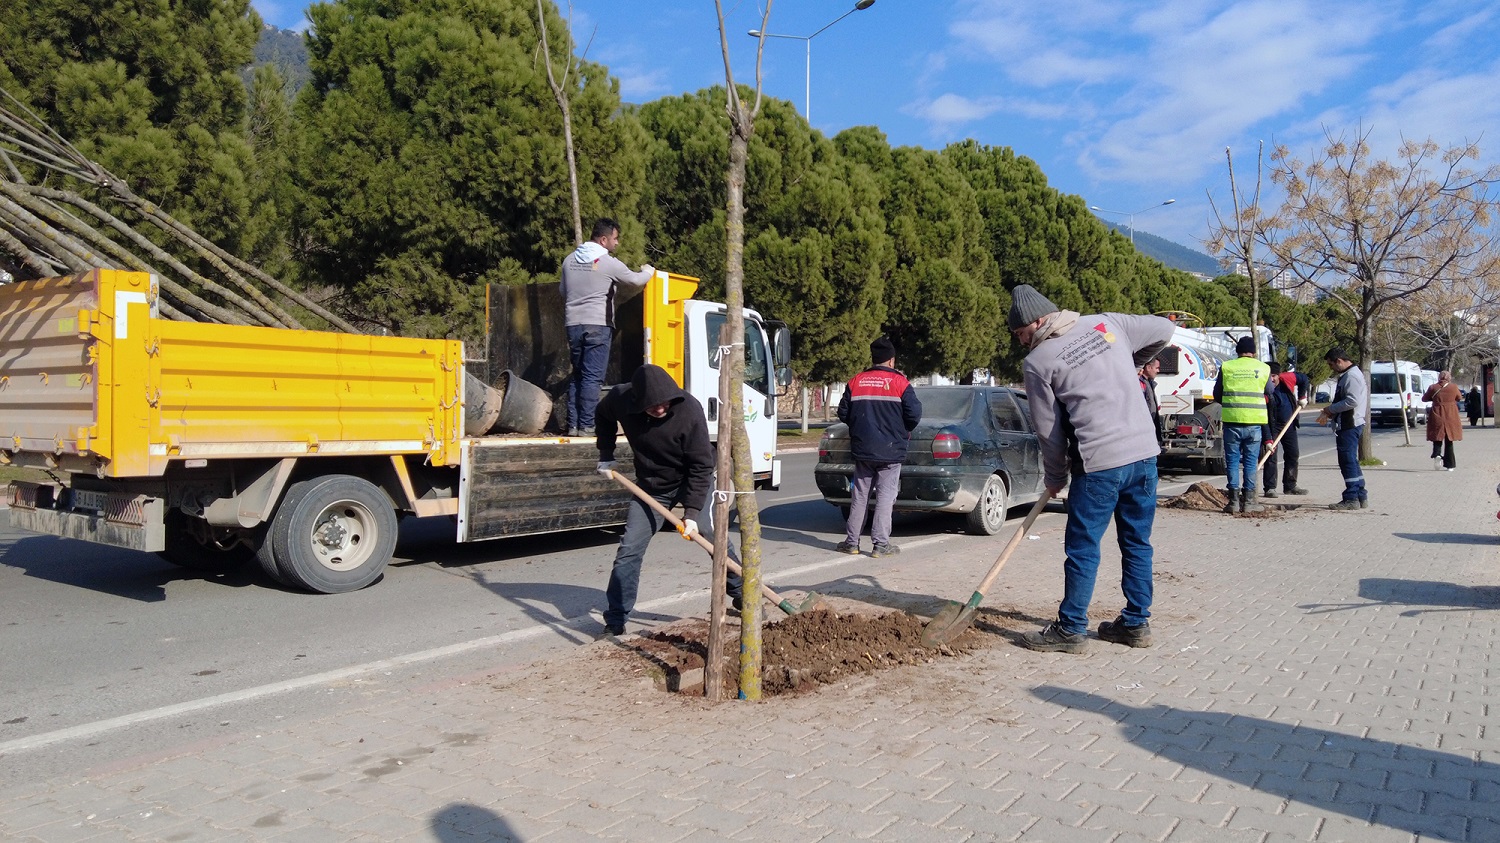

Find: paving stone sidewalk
1;427;1497;842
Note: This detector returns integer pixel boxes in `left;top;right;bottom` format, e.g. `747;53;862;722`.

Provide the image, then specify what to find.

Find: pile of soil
617;608;1015;698
1165;481;1230;511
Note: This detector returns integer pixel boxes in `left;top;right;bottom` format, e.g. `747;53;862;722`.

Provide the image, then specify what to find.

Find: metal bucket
463;371;504;436
494;370;553;434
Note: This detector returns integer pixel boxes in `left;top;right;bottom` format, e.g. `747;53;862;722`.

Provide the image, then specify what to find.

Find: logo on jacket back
1093;322;1116;343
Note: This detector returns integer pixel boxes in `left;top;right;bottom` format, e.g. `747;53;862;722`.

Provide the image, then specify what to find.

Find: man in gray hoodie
1009;285;1176;654
561;218;654;437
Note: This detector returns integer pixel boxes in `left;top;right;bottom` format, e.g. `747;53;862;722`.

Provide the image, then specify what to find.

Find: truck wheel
157;510;257;572
267;475;398;594
965;474;1009;536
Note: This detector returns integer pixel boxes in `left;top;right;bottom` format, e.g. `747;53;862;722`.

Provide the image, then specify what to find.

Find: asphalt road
0;422;1370;782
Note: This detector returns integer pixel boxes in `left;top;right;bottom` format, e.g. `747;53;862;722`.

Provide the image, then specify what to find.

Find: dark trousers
1430;439;1456;468
1263;428;1300;491
1335;425;1366;502
604;487;744;628
567;324;611;431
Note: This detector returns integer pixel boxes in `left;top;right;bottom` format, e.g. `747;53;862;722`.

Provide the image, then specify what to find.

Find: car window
989;393;1026;431
911;388;974;421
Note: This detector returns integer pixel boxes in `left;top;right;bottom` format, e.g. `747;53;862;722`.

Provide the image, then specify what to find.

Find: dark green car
814;385;1046;535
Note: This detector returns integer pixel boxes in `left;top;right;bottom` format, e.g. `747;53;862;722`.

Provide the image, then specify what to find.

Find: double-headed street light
1089;199;1176;245
748;0;876;123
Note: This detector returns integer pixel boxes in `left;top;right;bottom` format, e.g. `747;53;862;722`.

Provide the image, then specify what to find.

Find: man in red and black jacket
835;337;922;557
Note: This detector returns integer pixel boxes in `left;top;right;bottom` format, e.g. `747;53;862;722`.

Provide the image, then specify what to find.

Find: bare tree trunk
715;0;771;702
536;0;584;244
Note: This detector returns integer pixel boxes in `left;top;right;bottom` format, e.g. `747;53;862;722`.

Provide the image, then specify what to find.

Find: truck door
695;310;777;478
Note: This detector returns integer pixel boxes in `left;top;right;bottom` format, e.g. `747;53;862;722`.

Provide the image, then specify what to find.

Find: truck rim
306;498;379;572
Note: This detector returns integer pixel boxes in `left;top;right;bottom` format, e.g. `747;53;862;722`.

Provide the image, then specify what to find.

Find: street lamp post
1089;199;1176;245
748;0;876;123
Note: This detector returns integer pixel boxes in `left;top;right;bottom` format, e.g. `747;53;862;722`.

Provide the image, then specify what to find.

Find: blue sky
250;0;1500;255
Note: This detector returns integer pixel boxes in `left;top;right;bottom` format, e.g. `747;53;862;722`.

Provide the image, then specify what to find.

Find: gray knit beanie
1007;284;1058;331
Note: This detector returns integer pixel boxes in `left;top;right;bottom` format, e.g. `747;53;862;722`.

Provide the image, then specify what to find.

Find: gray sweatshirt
1325;365;1368;430
1022;313;1177;489
560;245;652;328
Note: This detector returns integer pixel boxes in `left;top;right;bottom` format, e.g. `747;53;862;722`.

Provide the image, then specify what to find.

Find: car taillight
818;435;832;459
932;432;961;459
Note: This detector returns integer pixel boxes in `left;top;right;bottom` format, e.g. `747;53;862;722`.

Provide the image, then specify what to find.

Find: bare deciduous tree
712;0;771;701
1205;142;1271;354
534;0;587;245
1253;128;1500;458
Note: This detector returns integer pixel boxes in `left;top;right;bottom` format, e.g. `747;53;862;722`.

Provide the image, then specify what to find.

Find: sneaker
1285;487;1309;495
579;426;595;437
871;543;901;558
834;540;861;555
1021;623;1088;653
1097;616;1153;648
1328;499;1361;511
1359;498;1369;509
1262;488;1278;499
598;621;625;638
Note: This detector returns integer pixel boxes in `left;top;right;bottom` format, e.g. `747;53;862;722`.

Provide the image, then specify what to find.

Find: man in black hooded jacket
594;364;743;635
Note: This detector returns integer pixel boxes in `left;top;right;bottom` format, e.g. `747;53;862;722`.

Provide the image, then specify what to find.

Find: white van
1417;370;1439;422
1369;360;1425;427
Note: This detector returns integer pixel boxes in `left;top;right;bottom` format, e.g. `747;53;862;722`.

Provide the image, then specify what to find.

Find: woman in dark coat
1466;386;1482;427
1423;371;1463;470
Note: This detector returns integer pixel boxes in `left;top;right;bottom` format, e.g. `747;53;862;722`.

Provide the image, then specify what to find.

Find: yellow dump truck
2;269;790;593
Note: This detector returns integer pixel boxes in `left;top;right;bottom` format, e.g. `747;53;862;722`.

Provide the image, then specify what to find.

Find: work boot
1097;616;1153;648
1328;499;1361;511
1262;488;1278;499
1223;490;1240;514
1242;490;1265;514
834;540;861;555
871;543;901;558
1286;487;1309;495
1021;622;1089;654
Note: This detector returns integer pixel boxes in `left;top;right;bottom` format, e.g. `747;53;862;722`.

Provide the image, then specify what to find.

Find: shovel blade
921;599;978;648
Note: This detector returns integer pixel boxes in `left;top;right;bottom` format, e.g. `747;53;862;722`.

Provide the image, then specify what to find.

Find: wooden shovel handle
1255;410;1300;471
974;491;1054;597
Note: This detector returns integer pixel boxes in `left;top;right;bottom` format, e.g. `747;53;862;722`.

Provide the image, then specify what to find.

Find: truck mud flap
7;483;166;552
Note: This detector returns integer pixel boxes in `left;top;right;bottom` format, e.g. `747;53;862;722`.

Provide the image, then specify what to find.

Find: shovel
606;470;829;615
922;490;1053;647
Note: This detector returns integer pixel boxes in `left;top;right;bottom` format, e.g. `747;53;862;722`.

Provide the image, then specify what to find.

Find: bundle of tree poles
0;86;355;334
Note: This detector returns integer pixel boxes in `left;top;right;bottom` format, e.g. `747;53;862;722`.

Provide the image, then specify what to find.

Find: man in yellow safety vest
1214;336;1272;514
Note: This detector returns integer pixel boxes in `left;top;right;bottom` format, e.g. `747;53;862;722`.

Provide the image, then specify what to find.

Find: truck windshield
706;312;771;395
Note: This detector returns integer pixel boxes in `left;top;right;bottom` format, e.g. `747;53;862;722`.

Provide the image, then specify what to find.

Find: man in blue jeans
1008;285;1177;654
1317;348;1369;510
1214;336;1272;514
561;218;654;437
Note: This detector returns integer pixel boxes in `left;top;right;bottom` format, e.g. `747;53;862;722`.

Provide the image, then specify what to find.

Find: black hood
628;364;687;414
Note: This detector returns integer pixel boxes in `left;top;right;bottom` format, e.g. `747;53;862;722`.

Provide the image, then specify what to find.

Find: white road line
0;540;946;756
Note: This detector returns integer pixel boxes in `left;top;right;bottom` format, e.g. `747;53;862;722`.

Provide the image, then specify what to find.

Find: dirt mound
619;608;1003;698
1166;481;1230;511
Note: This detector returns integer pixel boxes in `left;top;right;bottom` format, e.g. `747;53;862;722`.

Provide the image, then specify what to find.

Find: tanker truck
1151;321;1276;475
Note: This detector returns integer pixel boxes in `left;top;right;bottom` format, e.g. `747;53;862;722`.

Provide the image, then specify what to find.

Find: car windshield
912;388;975;422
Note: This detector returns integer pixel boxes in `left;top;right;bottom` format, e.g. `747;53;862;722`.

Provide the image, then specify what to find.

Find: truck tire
157;510;258;572
266;475;398;594
965;474;1009;536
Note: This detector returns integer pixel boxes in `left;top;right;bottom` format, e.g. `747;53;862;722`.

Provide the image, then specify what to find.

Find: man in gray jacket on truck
1008;285;1176;654
561;218;654;437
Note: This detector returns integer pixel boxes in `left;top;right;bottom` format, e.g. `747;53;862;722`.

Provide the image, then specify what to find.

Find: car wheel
965;474;1009;536
265;475;398;594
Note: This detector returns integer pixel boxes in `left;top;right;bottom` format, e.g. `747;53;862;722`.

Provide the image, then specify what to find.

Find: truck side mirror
771;324;791;367
775;365;794;389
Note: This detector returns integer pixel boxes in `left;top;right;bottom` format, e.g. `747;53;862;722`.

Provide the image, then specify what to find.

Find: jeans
1335;425;1366;502
1057;457;1157;636
604;485;743;628
567;324;611;431
846;460;902;546
1222;424;1261;492
1263;428;1300;491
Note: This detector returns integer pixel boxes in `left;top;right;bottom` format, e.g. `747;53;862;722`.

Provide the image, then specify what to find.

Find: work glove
596;460;617;477
1298;398;1309;407
679;519;700;540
